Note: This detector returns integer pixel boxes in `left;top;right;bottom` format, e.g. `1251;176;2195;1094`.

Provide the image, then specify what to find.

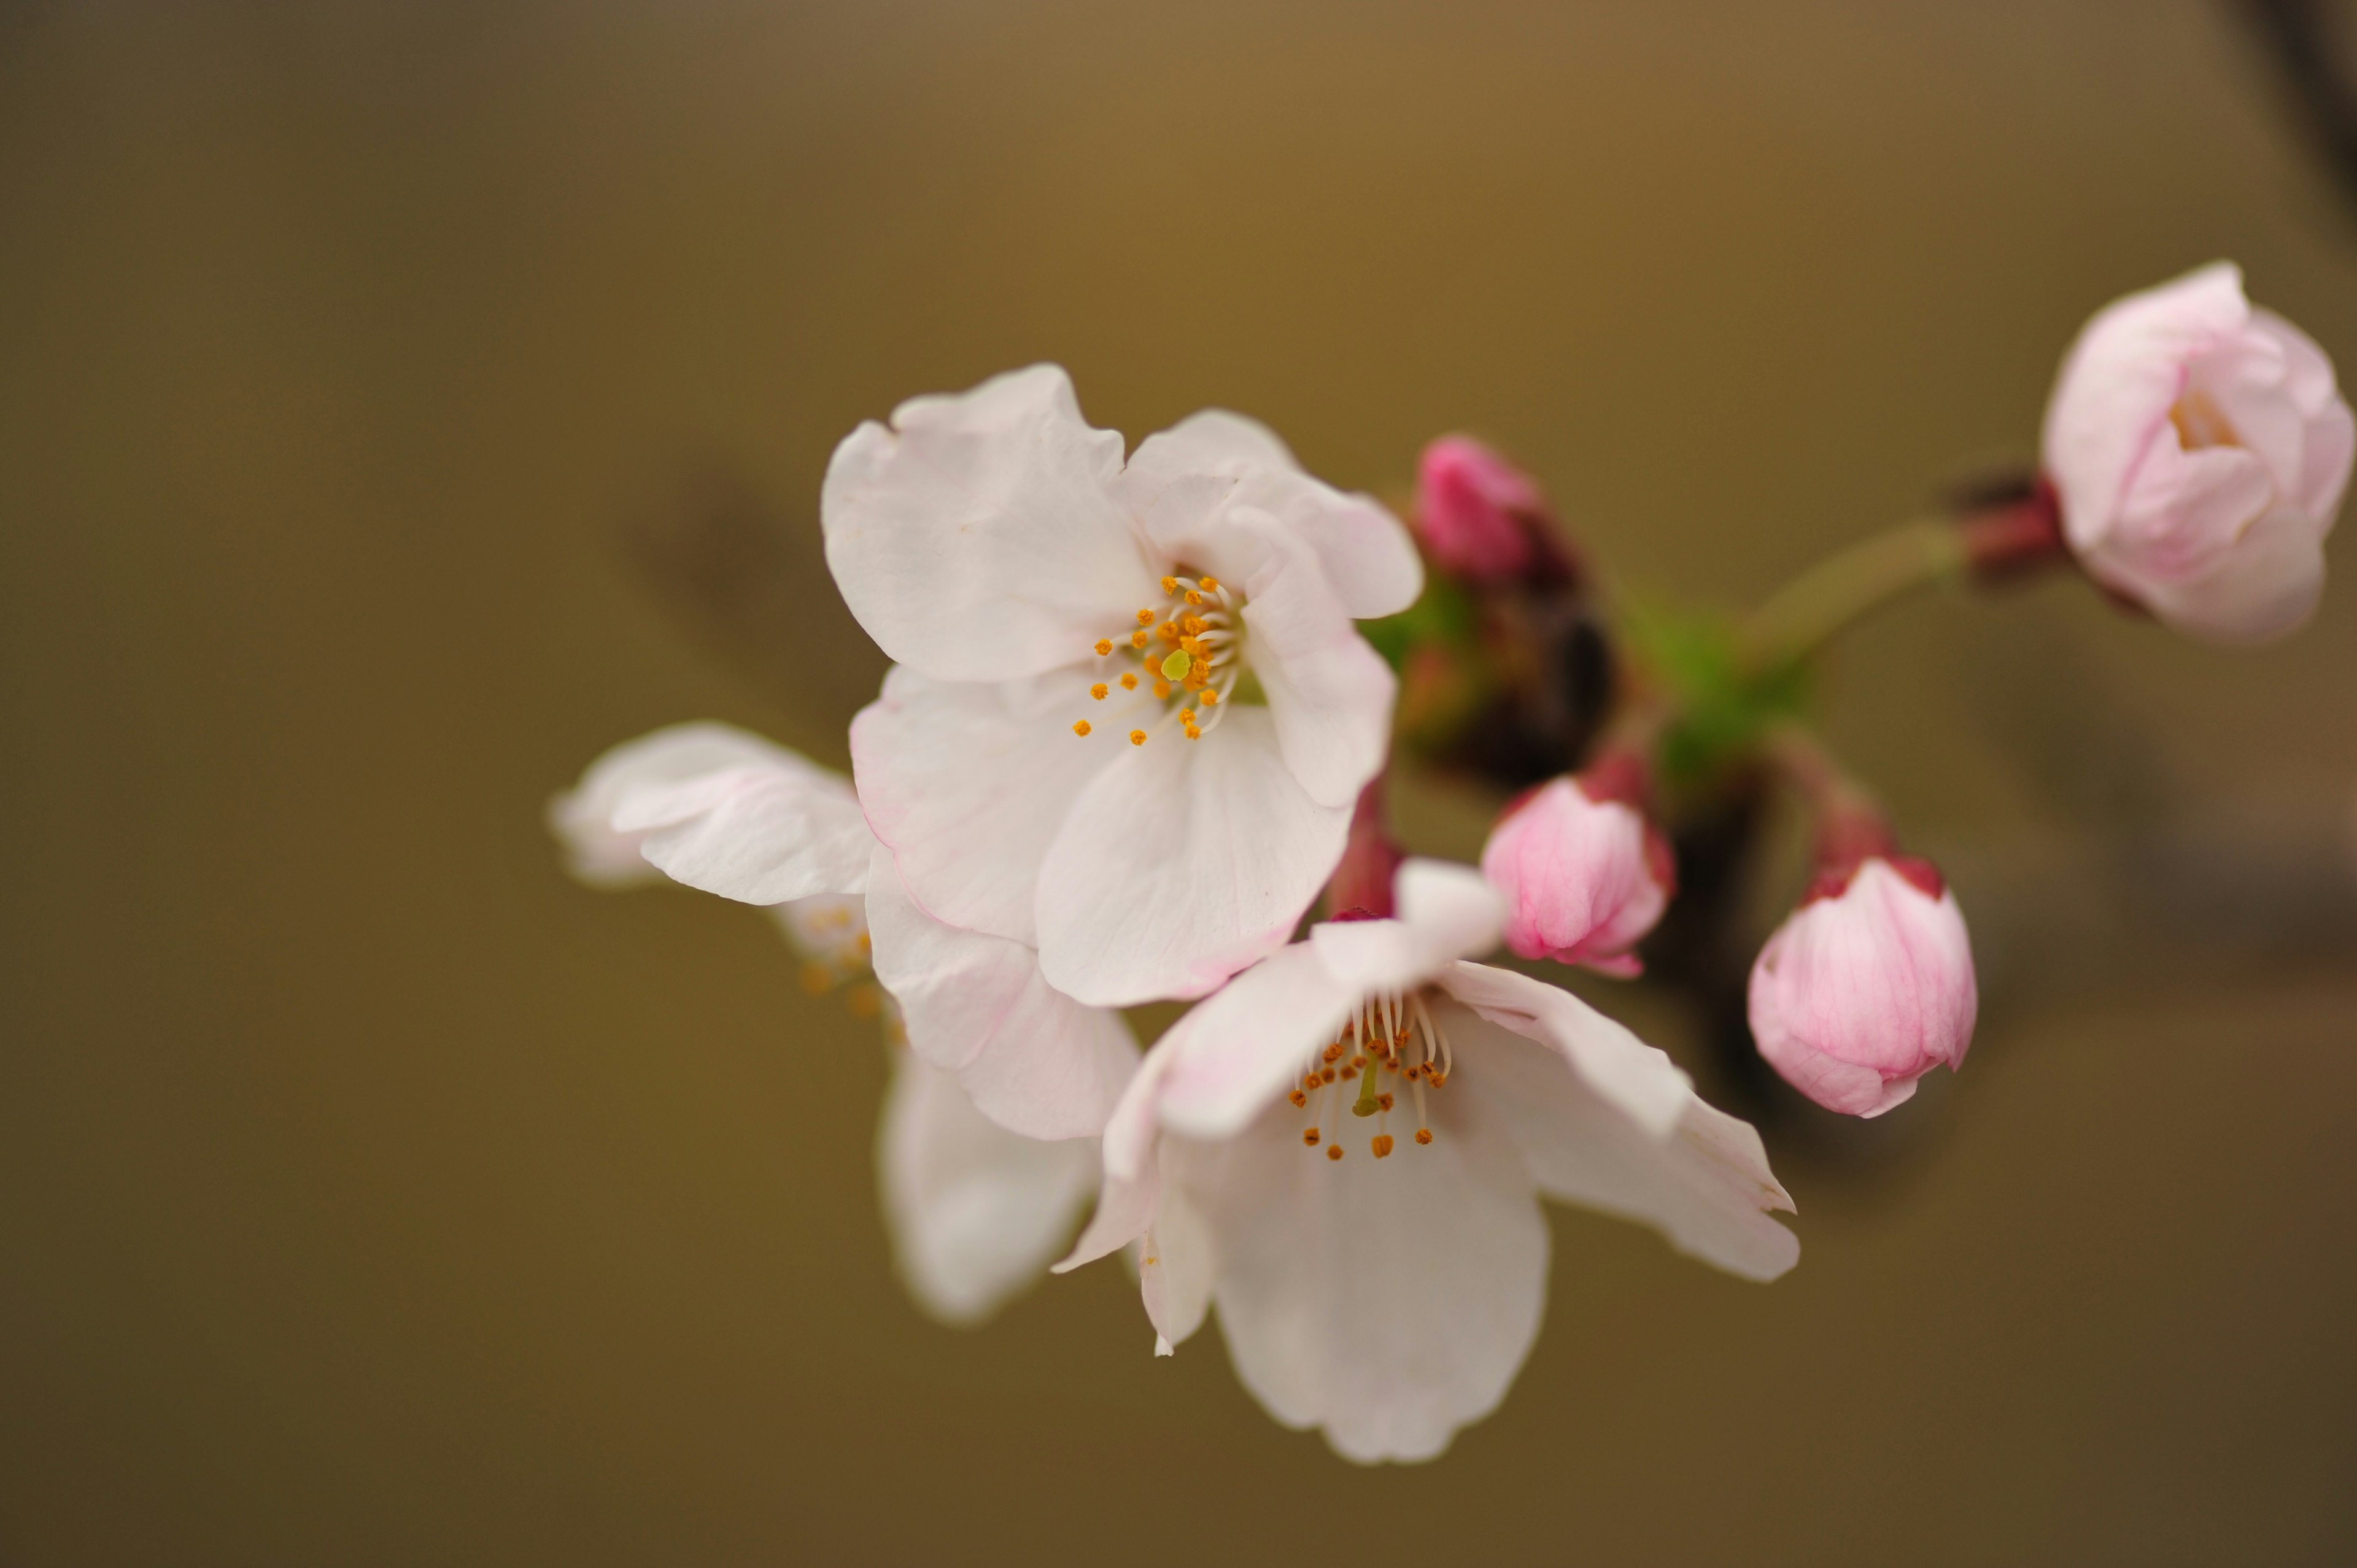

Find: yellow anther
1414;1128;1434;1146
1189;658;1209;682
1119;672;1139;690
1072;720;1091;737
1371;1135;1395;1159
1339;1065;1357;1081
1200;689;1220;706
1323;1044;1344;1063
1183;615;1206;635
1136;608;1155;625
1130;630;1148;649
1090;683;1109;700
1320;1067;1336;1084
1180;709;1196;726
1198;576;1218;592
1288;1090;1307;1108
1302;1128;1320;1147
1378;1093;1395;1111
1429;1072;1448;1088
1153;681;1172;700
1158;620;1182;644
1325;1145;1344;1162
1129;729;1147;746
1094;638;1113;656
1184;590;1202;605
1160;576;1178;594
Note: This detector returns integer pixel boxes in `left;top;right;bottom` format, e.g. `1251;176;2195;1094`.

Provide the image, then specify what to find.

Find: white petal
1153;944;1360;1142
2136;504;2327;645
1035;706;1351;1006
1236;517;1398;808
1138;1181;1216;1351
822;364;1161;681
1054;1048;1172;1271
1121;409;1422;618
550;722;824;888
865;846;1139;1140
1434;961;1690;1137
850;663;1151;945
1309;859;1504;994
1439;999;1799;1283
1196;1097;1549;1464
877;1048;1100;1326
607;742;872;906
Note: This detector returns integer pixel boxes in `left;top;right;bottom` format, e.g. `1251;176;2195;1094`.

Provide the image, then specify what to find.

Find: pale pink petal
1035;705;1350;1008
1747;860;1977;1118
608;747;872;907
550;722;822;888
1054;1046;1174;1270
2044;261;2250;554
1308;859;1504;997
1230;518;1399;809
1137;1182;1216;1353
1198;1094;1549;1464
1152;944;1360;1143
1479;778;1669;971
2253;309;2355;523
2127;504;2326;646
850;663;1153;945
877;1048;1100;1326
1433;961;1690;1137
822;364;1161;681
864;846;1139;1140
1121;410;1421;619
1438;998;1799;1283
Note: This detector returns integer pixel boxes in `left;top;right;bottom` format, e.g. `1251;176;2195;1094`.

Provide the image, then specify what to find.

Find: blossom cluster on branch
551;262;2348;1462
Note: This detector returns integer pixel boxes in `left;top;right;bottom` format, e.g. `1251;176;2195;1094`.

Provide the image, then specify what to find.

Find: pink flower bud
1415;435;1544;581
1747;856;1977;1118
1479;758;1674;977
2043;262;2355;644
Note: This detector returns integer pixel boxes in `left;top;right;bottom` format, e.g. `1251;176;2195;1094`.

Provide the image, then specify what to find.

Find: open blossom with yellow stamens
1056;860;1798;1464
827;364;1423;1009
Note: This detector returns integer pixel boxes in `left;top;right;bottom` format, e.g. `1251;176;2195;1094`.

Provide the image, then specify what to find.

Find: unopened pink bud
1479;761;1673;977
2043;262;2354;644
1747;857;1977;1118
1415;435;1544;581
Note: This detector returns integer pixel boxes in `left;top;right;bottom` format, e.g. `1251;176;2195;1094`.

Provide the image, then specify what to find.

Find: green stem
1743;518;1969;670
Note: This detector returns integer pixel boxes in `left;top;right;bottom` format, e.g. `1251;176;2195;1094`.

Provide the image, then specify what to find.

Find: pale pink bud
2043;262;2355;644
1479;757;1674;977
1747;856;1976;1119
1415;435;1544;581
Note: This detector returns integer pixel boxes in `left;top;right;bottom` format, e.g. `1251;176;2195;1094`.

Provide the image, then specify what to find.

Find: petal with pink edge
1439;998;1798;1283
822;364;1160;682
1121;409;1422;619
1152;944;1359;1143
1035;705;1350;1008
865;847;1139;1141
877;1048;1100;1326
609;749;873;907
851;663;1152;946
1434;961;1690;1137
1200;1094;1549;1464
1309;859;1503;996
549;722;815;887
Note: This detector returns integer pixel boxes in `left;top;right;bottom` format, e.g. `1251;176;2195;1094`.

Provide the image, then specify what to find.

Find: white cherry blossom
826;365;1423;1008
1056;860;1798;1463
550;724;1135;1140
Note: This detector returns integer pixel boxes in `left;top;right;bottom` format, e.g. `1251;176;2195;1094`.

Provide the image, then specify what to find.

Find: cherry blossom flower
551;725;1114;1324
551;724;1135;1138
1415;435;1543;581
826;365;1423;1008
1748;854;1976;1119
2043;261;2354;643
1056;860;1798;1463
1479;753;1674;976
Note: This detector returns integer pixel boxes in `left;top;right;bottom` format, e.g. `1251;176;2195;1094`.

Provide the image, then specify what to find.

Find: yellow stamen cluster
1295;989;1452;1161
1074;575;1241;746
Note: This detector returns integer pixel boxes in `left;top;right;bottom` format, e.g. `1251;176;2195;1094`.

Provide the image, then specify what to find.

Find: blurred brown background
5;1;2357;1562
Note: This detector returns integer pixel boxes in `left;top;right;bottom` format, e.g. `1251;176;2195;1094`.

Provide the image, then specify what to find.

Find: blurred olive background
6;1;2357;1562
